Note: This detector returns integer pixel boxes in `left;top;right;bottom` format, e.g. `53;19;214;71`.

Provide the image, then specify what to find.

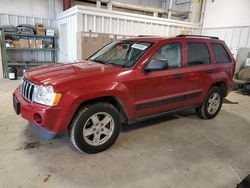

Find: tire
195;86;223;119
70;103;121;154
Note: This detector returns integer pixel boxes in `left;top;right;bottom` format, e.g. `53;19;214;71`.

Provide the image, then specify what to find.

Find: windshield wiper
92;59;110;65
109;63;128;68
92;59;128;68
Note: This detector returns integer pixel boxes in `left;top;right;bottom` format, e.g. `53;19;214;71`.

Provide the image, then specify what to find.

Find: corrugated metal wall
76;7;200;36
202;26;250;49
0;14;57;28
57;13;77;62
57;5;200;61
79;14;199;36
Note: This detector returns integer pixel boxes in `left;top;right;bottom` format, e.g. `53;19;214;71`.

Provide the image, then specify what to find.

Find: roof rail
137;35;160;37
176;34;219;40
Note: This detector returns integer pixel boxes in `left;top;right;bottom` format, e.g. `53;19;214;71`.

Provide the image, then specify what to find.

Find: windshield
89;40;154;68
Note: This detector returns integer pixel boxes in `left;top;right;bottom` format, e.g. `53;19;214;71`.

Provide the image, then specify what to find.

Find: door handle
206;69;214;74
172;73;184;79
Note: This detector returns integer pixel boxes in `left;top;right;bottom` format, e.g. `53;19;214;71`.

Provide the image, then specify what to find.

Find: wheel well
73;96;128;124
212;82;227;97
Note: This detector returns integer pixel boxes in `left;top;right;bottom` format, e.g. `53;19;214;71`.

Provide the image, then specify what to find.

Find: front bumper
13;87;63;133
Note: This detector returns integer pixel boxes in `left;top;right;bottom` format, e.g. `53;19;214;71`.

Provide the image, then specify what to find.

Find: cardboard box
29;39;36;48
81;32;91;59
96;33;108;50
108;34;116;43
43;40;53;48
80;32;101;59
80;32;103;59
116;35;125;40
77;32;133;59
35;40;43;48
116;34;132;40
19;39;29;48
12;40;20;48
36;29;46;36
35;23;46;36
180;29;192;35
46;29;55;36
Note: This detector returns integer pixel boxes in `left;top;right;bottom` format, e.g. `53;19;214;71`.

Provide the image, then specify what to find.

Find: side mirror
144;59;169;72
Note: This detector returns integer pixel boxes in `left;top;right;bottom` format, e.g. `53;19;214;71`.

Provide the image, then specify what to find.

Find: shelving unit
1;30;57;78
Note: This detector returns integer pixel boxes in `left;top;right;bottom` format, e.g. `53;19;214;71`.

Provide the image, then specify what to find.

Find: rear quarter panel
207;41;235;93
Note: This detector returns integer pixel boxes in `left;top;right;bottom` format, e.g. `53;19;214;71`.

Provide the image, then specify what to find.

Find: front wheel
196;86;223;119
70;103;121;154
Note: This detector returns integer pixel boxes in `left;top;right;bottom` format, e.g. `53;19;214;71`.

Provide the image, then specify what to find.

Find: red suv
13;35;235;153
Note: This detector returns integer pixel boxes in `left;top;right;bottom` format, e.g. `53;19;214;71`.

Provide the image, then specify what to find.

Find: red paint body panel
14;88;62;132
13;37;235;133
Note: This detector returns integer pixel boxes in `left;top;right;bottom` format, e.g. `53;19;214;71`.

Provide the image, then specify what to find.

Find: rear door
182;40;216;106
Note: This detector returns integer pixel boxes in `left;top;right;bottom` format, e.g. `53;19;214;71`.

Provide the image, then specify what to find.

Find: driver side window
151;42;182;69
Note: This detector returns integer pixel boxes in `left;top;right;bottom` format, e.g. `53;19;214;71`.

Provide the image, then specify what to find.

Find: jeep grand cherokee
13;35;235;153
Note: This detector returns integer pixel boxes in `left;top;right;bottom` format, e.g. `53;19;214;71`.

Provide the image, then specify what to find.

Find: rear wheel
70;103;121;154
196;86;223;119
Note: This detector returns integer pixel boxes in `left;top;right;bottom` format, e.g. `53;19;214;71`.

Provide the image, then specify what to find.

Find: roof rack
137;35;160;37
176;34;219;40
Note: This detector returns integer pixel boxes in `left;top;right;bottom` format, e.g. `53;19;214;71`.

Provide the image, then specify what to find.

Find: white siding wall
57;14;78;62
0;0;63;19
57;5;200;61
203;0;250;28
202;0;250;49
203;26;250;49
0;14;57;28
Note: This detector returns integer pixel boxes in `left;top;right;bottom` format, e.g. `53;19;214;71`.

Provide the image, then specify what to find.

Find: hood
25;60;122;86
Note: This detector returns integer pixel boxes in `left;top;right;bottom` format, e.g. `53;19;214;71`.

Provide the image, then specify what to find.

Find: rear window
187;42;211;66
211;43;231;63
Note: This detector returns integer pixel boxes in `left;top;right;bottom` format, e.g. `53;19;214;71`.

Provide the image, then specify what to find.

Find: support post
96;0;101;8
107;1;112;10
168;0;173;19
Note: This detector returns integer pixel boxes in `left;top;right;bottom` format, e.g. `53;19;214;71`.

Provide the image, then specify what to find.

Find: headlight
33;85;61;106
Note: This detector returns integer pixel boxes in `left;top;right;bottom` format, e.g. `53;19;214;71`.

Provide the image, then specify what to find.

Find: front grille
21;79;35;102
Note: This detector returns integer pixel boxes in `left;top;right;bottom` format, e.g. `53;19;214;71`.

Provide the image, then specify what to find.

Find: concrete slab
0;79;250;188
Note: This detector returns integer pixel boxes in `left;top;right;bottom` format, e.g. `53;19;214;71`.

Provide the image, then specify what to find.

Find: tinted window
212;43;231;63
151;43;182;69
187;43;211;66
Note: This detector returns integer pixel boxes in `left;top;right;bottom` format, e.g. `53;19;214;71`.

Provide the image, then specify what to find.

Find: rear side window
187;42;211;66
211;43;231;63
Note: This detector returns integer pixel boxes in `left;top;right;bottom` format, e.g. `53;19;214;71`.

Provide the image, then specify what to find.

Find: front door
135;41;188;118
